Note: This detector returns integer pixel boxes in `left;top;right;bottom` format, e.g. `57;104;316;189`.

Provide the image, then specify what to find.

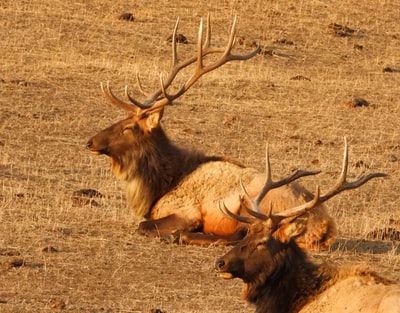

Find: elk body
87;16;380;247
215;150;393;313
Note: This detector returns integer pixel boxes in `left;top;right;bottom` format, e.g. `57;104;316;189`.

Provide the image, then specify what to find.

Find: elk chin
88;149;102;156
219;272;234;280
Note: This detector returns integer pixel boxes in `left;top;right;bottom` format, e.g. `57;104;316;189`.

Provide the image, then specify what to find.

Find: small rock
118;13;134;22
328;23;355;37
49;299;66;309
166;33;188;44
353;44;363;50
344;97;369;108
42;246;59;253
2;258;24;269
290;75;311;81
71;189;103;207
383;67;400;73
273;38;294;45
72;189;103;198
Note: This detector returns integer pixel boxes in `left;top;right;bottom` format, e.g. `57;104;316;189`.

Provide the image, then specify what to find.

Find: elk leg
138;214;247;245
137;214;201;238
175;229;247;245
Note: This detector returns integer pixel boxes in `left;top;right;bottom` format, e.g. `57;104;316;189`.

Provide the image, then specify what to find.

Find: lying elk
215;147;393;313
87;15;379;247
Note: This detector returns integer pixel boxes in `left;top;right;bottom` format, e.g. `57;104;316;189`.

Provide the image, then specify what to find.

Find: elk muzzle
86;139;96;153
86;137;109;156
215;257;236;279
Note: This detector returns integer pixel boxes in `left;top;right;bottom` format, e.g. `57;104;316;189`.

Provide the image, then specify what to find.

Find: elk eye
256;240;267;250
122;128;132;135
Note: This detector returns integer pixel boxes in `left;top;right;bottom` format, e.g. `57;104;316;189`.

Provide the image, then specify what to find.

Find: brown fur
86;17;338;247
88;113;226;217
216;221;400;313
87;110;337;247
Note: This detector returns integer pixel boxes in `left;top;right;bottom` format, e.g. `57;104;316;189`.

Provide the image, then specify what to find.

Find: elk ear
274;218;307;243
145;109;164;131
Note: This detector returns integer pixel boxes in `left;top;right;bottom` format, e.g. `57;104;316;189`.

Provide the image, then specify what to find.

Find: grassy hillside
1;0;399;312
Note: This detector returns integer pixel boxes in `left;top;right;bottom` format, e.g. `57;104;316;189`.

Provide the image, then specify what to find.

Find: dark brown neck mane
245;240;335;313
111;126;231;218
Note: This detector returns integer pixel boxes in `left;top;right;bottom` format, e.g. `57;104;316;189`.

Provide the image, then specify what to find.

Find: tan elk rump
215;146;393;313
87;16;378;247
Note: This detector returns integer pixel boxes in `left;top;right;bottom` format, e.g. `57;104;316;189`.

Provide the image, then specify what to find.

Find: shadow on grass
331;238;400;254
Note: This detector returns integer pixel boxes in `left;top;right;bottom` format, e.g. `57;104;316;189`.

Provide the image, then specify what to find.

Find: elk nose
86;140;93;150
215;259;225;270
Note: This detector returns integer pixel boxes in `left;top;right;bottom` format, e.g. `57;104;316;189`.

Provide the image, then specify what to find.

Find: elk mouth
88;148;109;156
218;271;234;280
86;141;109;156
88;146;112;156
215;259;234;279
88;149;101;155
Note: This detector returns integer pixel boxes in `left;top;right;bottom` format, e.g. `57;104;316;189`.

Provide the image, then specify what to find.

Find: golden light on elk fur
217;227;400;313
87;14;385;248
215;141;392;313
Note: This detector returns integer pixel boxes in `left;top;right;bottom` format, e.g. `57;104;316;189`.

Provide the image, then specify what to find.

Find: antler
273;137;387;219
220;137;387;228
219;145;321;224
101;14;260;115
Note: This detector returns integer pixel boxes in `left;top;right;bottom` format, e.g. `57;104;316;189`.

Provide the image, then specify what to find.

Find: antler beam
102;15;260;114
219;144;321;224
221;138;387;230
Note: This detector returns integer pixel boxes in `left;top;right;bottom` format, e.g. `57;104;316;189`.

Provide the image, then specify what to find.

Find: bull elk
215;144;394;313
86;15;381;248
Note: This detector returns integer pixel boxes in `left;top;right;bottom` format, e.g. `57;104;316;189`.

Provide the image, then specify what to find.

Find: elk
87;15;379;248
215;145;394;313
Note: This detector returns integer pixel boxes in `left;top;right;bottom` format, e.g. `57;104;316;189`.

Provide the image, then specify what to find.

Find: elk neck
245;241;333;313
111;126;225;218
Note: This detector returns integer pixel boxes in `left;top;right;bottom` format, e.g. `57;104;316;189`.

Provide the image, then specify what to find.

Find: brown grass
1;0;399;312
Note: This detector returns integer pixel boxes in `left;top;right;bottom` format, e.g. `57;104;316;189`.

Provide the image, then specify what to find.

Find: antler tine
155;15;261;105
222;15;261;61
123;17;181;111
254;144;272;205
100;81;139;113
237;144;320;222
164;16;209;101
159;73;171;103
135;72;150;98
132;16;224;113
224;16;237;57
256;169;322;204
203;13;211;49
318;137;388;202
197;17;205;70
171;17;180;67
274;185;323;219
116;16;259;115
254;144;321;205
219;200;257;224
239;179;269;220
125;73;161;109
125;85;150;109
275;137;387;219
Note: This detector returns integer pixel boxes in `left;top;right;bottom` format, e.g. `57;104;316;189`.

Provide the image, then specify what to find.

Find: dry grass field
1;0;400;312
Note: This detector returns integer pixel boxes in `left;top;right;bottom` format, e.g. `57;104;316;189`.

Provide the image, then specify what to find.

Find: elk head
86;15;259;218
86;15;260;175
215;138;387;285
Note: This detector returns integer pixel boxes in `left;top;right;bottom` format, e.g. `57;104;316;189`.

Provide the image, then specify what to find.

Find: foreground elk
87;16;379;248
215;147;395;313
